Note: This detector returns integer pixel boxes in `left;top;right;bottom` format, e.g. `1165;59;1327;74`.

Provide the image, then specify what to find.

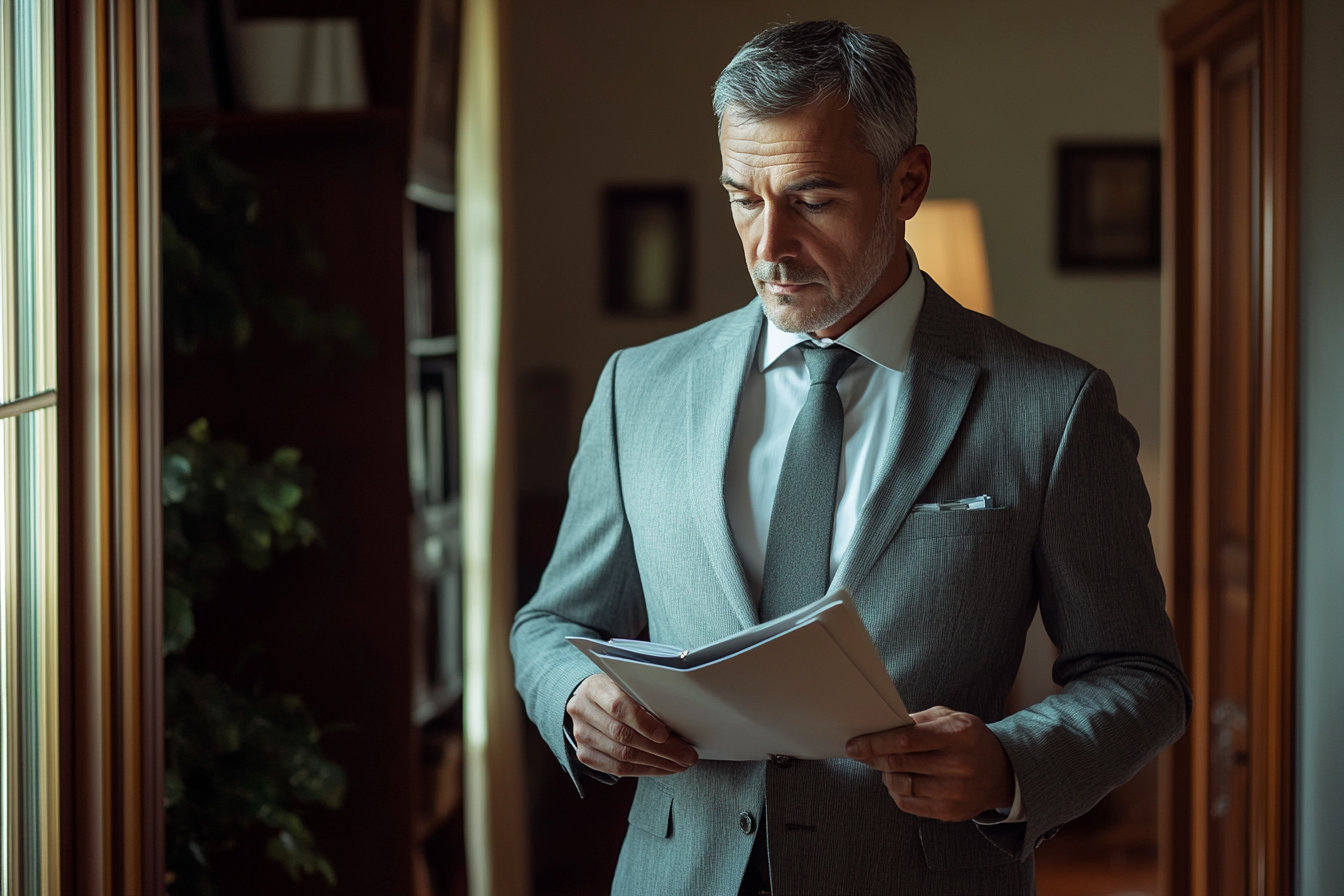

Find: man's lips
761;280;817;295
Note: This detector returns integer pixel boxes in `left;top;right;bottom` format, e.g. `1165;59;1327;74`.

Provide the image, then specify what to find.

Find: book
567;589;912;761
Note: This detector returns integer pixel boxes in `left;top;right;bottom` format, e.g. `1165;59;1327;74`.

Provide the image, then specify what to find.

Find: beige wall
508;0;1168;500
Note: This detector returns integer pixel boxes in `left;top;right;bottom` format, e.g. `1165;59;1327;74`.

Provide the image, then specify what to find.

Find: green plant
161;129;373;358
163;420;346;895
161;131;371;894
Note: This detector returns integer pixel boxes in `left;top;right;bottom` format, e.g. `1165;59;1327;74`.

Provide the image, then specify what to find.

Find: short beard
754;206;897;334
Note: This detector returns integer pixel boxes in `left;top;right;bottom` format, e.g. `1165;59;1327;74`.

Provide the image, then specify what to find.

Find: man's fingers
572;741;681;778
585;702;698;767
846;708;976;760
885;771;915;797
908;705;957;725
605;687;670;744
882;770;960;800
576;726;694;774
863;748;971;777
581;675;670;743
567;674;699;776
846;724;932;760
881;772;985;821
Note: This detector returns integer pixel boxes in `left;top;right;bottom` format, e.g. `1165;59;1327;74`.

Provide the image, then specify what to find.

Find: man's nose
756;205;800;265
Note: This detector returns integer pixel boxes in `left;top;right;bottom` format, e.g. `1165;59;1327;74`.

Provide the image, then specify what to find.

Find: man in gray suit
511;20;1190;896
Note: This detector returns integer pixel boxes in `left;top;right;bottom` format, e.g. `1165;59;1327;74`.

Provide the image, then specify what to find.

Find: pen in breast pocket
912;494;994;512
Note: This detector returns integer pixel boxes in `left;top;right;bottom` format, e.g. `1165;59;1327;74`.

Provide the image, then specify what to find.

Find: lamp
904;199;994;316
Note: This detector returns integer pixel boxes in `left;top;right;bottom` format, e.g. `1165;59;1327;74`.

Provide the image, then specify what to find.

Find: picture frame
407;0;461;210
1057;143;1161;270
603;186;693;316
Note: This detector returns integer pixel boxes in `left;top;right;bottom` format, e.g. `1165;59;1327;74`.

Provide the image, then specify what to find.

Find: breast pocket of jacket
897;506;1015;540
868;508;1022;682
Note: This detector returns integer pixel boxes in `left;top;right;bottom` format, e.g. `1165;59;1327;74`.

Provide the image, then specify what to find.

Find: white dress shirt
723;244;1025;825
725;244;925;602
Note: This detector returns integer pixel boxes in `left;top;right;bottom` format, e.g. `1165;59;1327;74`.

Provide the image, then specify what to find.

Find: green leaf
163;454;192;504
294;518;319;546
165;768;185;807
256;480;302;515
272;446;301;470
264;825;337;885
163;585;196;654
187;418;210;443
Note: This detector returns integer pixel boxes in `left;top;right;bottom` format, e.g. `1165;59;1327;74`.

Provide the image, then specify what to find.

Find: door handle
1210;698;1248;819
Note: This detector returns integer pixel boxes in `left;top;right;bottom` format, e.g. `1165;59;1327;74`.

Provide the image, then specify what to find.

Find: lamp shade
904;199;993;316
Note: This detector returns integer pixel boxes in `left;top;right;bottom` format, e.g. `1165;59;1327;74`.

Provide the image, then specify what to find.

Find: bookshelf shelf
161;107;407;139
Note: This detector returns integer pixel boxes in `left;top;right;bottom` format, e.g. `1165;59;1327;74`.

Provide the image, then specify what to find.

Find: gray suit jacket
511;279;1191;896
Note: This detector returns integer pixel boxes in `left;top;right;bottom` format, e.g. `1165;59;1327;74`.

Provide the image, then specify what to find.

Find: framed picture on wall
407;0;461;210
1057;143;1161;270
603;186;693;315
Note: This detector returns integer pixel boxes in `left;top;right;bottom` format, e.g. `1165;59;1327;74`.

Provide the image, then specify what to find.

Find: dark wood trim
1162;1;1299;894
159;107;406;140
58;1;163;894
1165;0;1259;61
133;0;164;886
1164;0;1255;49
1249;2;1299;893
1160;53;1198;896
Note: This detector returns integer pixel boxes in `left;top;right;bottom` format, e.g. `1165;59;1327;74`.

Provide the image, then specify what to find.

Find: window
0;1;59;892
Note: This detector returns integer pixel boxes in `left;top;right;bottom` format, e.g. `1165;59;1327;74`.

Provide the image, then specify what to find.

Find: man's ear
891;145;933;222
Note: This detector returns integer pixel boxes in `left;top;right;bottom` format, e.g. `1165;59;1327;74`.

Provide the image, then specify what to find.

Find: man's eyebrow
718;174;844;192
784;177;842;192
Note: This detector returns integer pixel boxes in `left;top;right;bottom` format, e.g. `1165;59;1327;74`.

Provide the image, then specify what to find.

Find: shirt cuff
973;774;1026;825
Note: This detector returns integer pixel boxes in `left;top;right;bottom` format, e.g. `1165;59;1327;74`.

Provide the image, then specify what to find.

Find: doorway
1161;1;1299;893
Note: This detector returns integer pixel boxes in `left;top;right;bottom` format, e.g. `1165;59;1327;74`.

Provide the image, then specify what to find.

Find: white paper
567;589;913;761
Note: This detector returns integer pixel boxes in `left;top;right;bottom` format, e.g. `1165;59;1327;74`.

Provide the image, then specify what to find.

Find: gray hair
712;20;918;182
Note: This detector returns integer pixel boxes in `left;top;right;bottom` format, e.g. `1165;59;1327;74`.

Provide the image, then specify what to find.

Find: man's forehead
719;100;871;186
720;98;858;147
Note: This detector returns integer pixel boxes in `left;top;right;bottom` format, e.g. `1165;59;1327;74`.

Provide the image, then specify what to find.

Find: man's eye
731;197;760;209
799;200;832;212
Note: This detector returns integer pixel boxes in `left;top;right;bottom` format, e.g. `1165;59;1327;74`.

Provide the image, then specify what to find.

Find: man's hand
566;674;699;777
845;706;1015;822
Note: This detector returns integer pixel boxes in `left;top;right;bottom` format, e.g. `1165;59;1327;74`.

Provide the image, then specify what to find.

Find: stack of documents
567;589;912;762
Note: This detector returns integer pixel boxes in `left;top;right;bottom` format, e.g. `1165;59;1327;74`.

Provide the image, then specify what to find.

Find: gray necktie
758;344;858;620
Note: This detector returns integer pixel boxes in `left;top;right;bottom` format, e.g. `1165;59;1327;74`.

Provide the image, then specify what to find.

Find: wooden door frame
56;1;163;894
1160;1;1299;894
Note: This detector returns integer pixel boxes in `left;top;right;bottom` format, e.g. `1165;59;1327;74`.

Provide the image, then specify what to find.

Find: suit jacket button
770;754;794;768
739;811;757;835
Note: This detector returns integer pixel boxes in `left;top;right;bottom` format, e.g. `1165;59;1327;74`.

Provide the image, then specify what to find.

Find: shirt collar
760;242;925;373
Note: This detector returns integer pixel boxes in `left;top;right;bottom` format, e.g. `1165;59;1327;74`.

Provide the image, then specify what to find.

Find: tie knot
799;344;858;386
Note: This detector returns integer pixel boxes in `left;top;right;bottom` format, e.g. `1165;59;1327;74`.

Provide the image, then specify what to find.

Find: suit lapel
686;303;762;630
834;281;982;592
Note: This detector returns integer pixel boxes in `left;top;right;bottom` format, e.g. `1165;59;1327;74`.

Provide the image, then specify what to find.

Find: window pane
0;0;59;893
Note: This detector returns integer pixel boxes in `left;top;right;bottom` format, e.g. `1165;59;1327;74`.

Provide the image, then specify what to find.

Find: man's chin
760;293;850;335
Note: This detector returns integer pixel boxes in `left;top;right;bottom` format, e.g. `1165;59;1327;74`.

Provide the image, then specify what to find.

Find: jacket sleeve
510;351;648;792
981;368;1192;858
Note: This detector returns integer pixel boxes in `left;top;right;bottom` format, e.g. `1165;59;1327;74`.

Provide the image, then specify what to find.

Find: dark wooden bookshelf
161;106;407;140
158;2;465;893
